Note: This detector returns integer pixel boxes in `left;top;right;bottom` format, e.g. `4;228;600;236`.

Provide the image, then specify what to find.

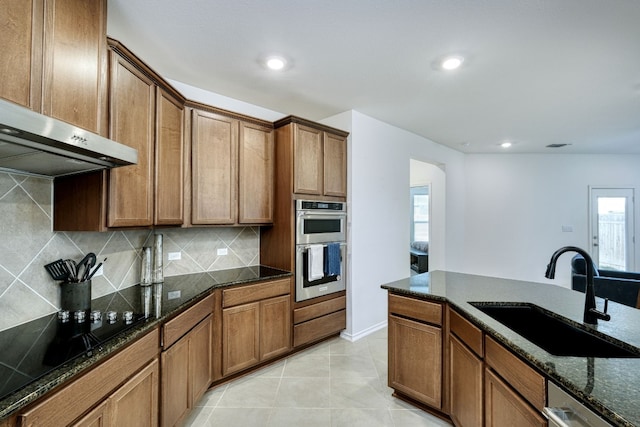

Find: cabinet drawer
389;293;442;326
294;295;346;324
449;307;483;357
485;336;546;412
18;328;159;427
294;309;346;347
163;293;214;349
222;278;290;308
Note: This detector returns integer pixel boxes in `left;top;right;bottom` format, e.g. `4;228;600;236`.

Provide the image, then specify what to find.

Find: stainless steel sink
469;302;640;358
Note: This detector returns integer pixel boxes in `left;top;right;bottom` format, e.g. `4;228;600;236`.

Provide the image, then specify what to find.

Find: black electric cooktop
0;287;146;402
0;266;292;405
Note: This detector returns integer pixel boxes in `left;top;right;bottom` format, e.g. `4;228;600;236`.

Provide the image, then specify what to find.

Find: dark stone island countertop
382;270;640;427
0;265;291;420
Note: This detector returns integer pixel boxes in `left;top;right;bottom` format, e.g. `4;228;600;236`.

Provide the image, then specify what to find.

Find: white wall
322;111;466;339
168;79;286;121
463;154;640;287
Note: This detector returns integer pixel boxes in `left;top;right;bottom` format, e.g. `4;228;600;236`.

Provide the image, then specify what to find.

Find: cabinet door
107;50;155;227
189;315;213;406
293;124;323;195
222;302;260;376
72;400;110;427
191;110;238;224
388;315;442;409
323;132;347;197
260;295;291;361
155;87;184;225
110;358;159;427
161;338;190;427
42;0;107;134
0;0;42;109
238;121;274;224
485;368;546;427
450;334;483;427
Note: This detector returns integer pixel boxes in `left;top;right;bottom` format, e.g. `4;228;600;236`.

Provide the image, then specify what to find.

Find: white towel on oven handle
308;244;324;281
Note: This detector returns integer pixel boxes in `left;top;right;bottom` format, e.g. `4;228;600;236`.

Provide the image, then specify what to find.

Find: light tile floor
184;328;451;427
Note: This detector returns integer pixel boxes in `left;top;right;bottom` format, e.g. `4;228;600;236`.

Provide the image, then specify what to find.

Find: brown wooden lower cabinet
388;314;442;409
293;309;345;347
73;399;111;427
259;295;292;360
161;337;190;427
386;295;554;427
161;315;213;427
485;368;546;427
222;294;291;376
292;294;346;347
108;359;159;427
449;334;483;427
449;307;484;427
18;329;159;427
222;301;260;375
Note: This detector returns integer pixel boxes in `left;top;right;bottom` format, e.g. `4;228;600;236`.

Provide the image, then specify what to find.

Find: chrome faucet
545;246;611;325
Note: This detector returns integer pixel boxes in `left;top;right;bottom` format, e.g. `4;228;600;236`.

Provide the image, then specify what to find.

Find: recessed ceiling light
500;141;512;148
265;56;286;71
441;56;464;70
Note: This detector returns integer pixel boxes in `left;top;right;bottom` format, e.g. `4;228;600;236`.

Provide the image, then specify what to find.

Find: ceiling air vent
546;143;572;148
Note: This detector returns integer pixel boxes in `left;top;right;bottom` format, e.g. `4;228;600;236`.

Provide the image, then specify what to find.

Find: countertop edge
383;276;635;427
0;267;292;420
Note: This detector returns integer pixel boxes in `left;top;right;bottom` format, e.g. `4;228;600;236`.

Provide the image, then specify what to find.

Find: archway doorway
410;159;445;275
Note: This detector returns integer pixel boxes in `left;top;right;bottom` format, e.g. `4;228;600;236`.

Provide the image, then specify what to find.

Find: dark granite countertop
382;271;640;427
0;265;290;420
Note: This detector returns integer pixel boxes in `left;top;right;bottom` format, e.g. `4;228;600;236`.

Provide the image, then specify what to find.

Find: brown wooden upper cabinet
187;104;274;226
274;117;347;200
53;39;185;231
107;46;155;227
0;0;108;135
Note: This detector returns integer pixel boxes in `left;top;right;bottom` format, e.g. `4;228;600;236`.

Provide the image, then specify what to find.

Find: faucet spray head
545;265;555;279
545;260;556;279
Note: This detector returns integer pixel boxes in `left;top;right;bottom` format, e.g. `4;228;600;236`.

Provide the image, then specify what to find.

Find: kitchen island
382;271;640;427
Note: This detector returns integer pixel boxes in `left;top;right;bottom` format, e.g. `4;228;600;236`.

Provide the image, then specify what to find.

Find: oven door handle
297;243;347;251
298;211;346;218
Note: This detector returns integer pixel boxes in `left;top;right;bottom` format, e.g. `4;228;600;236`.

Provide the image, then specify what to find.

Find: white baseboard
339;320;388;342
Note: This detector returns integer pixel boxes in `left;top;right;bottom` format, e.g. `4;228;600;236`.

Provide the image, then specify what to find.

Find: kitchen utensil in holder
61;280;91;314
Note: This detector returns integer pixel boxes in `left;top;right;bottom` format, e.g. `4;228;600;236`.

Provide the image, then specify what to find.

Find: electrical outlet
167;290;181;300
168;251;181;260
561;225;574;232
217;248;228;256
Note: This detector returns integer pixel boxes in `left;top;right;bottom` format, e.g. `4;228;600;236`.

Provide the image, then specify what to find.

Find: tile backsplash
0;172;260;332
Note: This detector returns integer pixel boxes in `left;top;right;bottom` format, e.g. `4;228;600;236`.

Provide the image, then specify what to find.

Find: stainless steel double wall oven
295;200;347;302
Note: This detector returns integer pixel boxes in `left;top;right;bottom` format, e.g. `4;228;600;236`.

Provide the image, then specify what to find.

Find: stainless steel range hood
0;99;137;177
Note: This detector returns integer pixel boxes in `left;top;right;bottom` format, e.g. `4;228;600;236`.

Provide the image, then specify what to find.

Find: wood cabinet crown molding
274;115;349;137
185;100;273;128
107;37;184;103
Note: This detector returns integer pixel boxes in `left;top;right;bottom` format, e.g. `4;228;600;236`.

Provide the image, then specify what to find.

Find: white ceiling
107;0;640;154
